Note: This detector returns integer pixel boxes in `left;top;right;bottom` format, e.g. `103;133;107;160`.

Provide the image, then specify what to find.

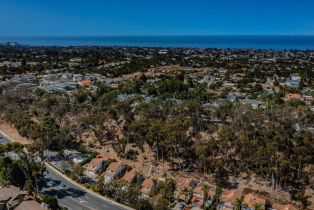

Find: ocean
1;36;314;50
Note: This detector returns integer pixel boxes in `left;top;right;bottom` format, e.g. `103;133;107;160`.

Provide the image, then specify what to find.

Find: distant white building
64;150;86;164
285;73;301;87
73;74;84;82
199;75;216;86
218;68;228;77
290;73;301;81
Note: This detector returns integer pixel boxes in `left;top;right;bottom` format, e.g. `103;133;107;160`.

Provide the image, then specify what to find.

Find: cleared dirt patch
0;120;29;144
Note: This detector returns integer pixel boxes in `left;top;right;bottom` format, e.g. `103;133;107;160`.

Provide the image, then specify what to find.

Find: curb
45;162;134;210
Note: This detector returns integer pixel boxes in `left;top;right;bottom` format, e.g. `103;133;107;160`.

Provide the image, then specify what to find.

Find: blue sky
0;0;313;36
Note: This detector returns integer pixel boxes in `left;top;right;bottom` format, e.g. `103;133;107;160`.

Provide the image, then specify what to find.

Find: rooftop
15;199;46;210
0;185;26;202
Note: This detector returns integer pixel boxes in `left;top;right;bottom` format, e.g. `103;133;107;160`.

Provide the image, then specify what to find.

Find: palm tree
181;187;190;204
253;203;263;210
201;184;209;207
72;164;84;184
210;186;222;209
233;196;244;210
20;151;43;195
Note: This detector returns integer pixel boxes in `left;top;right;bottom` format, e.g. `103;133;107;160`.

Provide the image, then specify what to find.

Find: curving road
2;129;128;210
40;165;129;210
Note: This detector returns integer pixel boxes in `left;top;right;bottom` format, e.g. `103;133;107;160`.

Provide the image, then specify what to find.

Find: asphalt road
40;166;127;210
0;132;10;144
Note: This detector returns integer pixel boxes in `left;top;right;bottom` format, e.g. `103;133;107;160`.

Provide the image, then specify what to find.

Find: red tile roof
86;158;103;169
140;177;156;194
121;169;136;184
105;162;120;176
191;196;203;206
79;80;90;87
193;186;215;198
284;93;302;100
220;189;243;203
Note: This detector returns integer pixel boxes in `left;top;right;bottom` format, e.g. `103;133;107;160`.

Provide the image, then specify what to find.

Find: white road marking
51;187;94;210
45;169;126;210
79;198;88;204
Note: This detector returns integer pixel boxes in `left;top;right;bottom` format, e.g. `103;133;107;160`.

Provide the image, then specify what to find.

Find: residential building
284;93;302;101
190;186;215;208
199;75;216;86
84;157;105;179
217;189;243;210
117;94;132;102
285;73;301;88
73;74;84;82
175;175;198;191
303;95;313;105
0;185;27;210
140;177;158;197
120;169;138;185
15;198;46;210
104;162;127;183
227;94;237;103
218;69;228;77
43;150;61;161
64;150;86;164
240;99;263;109
290;73;301;81
79;80;90;87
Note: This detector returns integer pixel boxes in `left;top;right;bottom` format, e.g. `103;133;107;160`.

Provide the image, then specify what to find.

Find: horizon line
1;34;314;38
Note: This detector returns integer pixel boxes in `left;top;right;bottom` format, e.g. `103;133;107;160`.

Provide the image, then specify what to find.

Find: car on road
47;182;53;187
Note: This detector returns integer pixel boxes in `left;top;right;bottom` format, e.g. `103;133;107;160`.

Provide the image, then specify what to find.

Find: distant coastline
1;35;314;50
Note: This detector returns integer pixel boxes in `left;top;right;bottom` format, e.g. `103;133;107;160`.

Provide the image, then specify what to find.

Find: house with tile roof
0;186;45;210
84;157;106;179
140;177;158;198
120;169;138;185
189;185;215;208
175;175;198;191
0;185;27;210
15;199;46;210
104;162;127;184
217;189;243;210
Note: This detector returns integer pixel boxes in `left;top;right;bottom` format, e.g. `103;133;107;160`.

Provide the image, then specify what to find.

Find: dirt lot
0;120;29;144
